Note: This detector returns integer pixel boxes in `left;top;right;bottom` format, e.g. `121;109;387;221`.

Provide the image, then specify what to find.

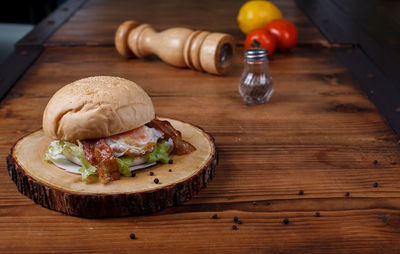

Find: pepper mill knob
115;20;235;75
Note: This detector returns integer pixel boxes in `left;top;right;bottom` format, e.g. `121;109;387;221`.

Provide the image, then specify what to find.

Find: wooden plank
46;0;327;46
0;208;400;253
1;46;400;252
333;47;400;138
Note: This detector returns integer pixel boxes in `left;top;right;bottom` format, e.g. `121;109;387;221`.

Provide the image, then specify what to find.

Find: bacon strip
82;139;120;184
147;119;196;155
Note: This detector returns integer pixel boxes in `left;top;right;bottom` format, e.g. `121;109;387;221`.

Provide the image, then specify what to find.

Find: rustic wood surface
46;0;327;46
1;0;400;253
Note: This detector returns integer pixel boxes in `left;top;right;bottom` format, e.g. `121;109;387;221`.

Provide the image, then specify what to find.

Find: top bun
43;76;155;141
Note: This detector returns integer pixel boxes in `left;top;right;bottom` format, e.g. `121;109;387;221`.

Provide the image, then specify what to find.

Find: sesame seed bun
43;76;154;141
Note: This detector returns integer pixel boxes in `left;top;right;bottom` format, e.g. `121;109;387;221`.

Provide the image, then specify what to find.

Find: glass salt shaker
238;49;274;104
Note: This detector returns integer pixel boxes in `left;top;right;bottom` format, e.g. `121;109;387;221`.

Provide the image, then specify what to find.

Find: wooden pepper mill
115;20;235;75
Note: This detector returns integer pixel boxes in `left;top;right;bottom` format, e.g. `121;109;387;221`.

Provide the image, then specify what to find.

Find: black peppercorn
345;192;350;197
373;160;378;164
233;216;239;223
232;225;237;230
129;233;136;239
373;182;379;188
266;202;271;206
154;178;159;184
252;201;257;205
283;218;289;225
298;190;304;195
131;172;136;177
168;169;172;172
168;159;173;164
149;172;154;176
315;212;320;217
211;214;218;219
238;220;242;224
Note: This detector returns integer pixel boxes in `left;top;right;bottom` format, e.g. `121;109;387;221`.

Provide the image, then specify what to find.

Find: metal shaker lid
244;49;268;59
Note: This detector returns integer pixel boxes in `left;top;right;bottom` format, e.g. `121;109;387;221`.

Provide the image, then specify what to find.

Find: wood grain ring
6;118;217;218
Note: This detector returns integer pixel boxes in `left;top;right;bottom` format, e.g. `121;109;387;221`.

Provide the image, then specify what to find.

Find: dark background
0;0;66;24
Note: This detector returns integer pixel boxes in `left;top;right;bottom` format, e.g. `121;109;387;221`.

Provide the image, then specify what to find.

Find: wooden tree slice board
7;117;217;218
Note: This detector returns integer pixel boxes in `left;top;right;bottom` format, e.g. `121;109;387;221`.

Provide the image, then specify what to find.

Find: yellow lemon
237;1;283;34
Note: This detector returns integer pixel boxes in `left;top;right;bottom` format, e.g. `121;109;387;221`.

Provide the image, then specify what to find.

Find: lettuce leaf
44;140;64;161
78;156;97;182
45;140;97;182
145;142;171;164
116;156;134;176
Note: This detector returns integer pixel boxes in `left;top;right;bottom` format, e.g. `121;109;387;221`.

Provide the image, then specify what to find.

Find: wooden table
1;0;400;253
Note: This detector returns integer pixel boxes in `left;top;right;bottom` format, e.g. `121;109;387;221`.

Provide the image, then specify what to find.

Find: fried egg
105;126;164;157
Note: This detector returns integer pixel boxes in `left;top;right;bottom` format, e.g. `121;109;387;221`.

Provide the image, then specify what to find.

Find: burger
43;76;196;184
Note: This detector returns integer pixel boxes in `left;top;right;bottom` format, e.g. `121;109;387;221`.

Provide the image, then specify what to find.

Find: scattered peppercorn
252;201;257;205
154;178;159;184
168;169;172;172
168;159;173;164
129;233;136;239
298;190;304;195
373;160;378;164
345;192;350;197
211;214;218;219
232;225;237;230
149;172;154;176
315;212;320;217
131;172;136;177
233;216;239;223
266;202;271;206
238;220;242;224
373;182;379;188
283;218;289;225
